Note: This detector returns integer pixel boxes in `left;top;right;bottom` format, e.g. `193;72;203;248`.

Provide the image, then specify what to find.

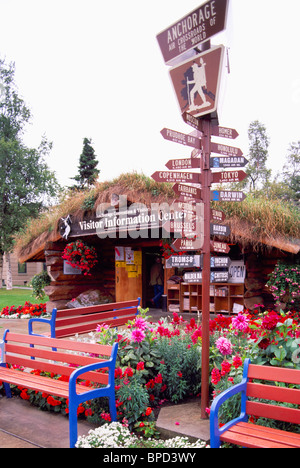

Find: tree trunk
0;252;3;288
5;252;12;290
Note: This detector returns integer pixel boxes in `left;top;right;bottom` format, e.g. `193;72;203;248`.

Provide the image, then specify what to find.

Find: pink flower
134;317;148;331
130;329;146;343
231;314;249;332
216;337;233;356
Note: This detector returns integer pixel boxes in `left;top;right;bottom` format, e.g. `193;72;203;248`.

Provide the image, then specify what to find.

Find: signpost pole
200;117;212;419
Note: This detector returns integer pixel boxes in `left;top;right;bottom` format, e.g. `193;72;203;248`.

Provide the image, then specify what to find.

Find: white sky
0;0;299;187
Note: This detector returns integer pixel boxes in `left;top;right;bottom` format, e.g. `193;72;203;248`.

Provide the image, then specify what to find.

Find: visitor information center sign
156;0;229;65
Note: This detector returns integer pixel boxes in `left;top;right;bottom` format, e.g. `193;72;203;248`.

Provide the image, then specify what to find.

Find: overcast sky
0;0;299;187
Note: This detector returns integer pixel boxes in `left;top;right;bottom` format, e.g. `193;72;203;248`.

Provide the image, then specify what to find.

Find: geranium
62;239;98;275
211;368;221;385
216;337;233;356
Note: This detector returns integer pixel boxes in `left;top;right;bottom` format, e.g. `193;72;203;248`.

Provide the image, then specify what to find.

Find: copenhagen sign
156;0;229;65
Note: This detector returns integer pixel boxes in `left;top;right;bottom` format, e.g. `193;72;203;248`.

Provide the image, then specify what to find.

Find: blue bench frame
0;329;119;448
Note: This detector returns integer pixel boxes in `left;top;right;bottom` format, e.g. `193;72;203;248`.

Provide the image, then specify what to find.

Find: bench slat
55;314;136;338
221;422;300;448
56;308;137;328
246;401;300;425
0;367;90;399
56;300;139;318
6;332;113;357
247;382;300;405
248;364;300;385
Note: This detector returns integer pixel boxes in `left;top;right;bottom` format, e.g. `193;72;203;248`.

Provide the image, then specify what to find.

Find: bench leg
68;402;78;449
3;382;12;398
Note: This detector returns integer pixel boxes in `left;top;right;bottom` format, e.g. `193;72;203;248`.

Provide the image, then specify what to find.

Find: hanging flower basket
62;240;98;275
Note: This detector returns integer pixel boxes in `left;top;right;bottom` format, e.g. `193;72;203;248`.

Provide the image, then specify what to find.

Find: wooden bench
210;358;300;448
28;298;140;339
0;329;118;448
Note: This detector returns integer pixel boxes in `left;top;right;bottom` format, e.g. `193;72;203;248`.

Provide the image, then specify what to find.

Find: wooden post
200;118;212;419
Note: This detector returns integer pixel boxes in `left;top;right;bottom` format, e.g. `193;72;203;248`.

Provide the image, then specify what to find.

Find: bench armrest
68;341;119;397
0;339;5;365
28;309;57;338
210;358;251;448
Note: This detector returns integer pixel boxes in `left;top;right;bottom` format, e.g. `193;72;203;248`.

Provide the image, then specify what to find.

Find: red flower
211;368;221;386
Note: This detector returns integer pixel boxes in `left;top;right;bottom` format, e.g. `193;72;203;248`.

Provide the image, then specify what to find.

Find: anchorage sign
156;0;229;65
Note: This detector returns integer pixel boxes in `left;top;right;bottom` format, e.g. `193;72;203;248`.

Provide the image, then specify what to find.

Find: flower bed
1;306;299;445
0;301;47;319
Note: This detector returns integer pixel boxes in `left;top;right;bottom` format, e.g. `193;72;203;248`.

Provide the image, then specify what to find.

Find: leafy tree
282;142;300;204
0;58;60;288
244;120;271;192
72;137;100;189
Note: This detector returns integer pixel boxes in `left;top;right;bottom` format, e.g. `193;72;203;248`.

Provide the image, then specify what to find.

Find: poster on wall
63;260;82;275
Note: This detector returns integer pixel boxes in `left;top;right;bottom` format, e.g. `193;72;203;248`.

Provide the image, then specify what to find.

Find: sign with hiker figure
169;45;225;119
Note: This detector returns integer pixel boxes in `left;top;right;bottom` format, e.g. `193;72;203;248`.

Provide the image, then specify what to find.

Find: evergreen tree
72;137;100;189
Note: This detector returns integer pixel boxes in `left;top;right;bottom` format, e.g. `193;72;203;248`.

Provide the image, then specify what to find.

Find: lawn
0;288;47;309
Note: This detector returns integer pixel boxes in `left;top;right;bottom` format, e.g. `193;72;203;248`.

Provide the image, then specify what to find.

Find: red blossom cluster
0;302;47;318
62;240;98;275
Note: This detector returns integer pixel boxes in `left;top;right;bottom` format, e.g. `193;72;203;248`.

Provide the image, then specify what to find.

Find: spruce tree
73;138;100;189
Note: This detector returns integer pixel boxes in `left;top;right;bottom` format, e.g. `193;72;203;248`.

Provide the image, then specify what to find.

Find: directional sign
211;208;226;222
156;0;229;65
166;255;203;269
183;270;229;283
173;183;203;201
165;157;201;170
172;236;204;252
167;218;197;234
211;125;239;140
169;45;225;119
211;142;243;157
212;170;247;184
161;128;201;149
211;190;246;202
210;156;249;168
152;171;201;184
210;240;230;254
210;223;230;237
182;112;203;133
210;256;231;268
211;271;229;283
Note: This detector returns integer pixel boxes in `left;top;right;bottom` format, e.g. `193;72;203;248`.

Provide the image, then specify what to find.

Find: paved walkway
0;312;209;448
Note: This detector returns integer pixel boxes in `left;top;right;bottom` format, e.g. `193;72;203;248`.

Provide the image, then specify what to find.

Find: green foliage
267;262;300;310
0;58;60;254
30;270;51;300
72;137;100;189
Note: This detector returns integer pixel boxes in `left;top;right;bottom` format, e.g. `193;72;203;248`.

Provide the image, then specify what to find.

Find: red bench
210;358;300;448
0;330;118;448
28;298;140;339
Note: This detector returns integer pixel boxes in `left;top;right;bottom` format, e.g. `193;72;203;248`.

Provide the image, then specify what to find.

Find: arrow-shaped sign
211;142;243;157
210;241;230;254
165;157;201;170
210;156;249;169
172;236;204;252
210;223;231;237
210;256;231;268
212;170;247;184
152;171;201;184
161;128;201;149
211;125;239;140
173;183;203;201
211;190;246;202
